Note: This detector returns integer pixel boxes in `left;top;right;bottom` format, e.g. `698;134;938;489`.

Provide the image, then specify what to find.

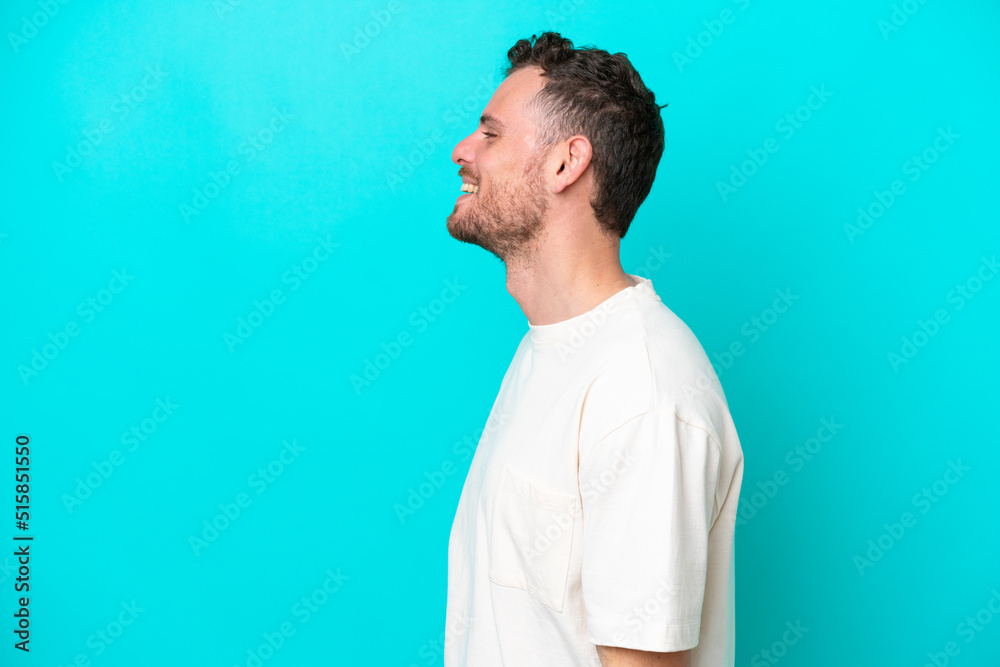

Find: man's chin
446;213;470;238
447;214;488;247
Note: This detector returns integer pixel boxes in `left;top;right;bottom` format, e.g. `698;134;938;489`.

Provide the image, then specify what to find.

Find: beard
446;152;549;266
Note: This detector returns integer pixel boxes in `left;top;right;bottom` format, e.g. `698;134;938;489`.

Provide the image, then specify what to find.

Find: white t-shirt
444;274;744;667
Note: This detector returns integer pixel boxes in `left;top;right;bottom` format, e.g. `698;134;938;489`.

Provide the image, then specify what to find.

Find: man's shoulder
641;301;728;408
581;295;737;445
607;295;723;399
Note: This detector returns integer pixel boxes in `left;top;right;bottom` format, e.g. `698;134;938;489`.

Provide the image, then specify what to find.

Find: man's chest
454;379;589;614
468;379;585;513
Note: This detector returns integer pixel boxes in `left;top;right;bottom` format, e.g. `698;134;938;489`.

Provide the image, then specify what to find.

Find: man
444;31;744;667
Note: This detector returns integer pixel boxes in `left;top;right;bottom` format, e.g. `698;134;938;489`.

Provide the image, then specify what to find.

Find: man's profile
444;31;744;667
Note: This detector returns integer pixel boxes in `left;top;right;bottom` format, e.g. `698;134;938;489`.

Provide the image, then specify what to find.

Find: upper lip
461;176;478;185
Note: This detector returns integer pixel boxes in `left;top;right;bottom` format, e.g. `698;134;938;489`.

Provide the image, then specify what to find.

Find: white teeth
460;182;479;193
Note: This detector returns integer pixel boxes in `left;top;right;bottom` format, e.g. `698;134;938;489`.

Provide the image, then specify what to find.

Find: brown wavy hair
503;31;666;239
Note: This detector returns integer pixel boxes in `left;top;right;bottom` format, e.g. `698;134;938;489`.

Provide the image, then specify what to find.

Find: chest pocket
487;464;578;613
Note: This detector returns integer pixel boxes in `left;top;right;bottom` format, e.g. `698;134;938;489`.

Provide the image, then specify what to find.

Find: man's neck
506;259;636;327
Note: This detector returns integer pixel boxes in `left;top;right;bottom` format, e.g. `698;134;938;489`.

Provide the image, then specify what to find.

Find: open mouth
460;182;480;194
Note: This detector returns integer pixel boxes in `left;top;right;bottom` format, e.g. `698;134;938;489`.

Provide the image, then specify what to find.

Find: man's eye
482;131;496;138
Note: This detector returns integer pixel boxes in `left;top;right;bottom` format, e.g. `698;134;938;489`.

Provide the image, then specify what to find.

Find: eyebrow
480;114;508;132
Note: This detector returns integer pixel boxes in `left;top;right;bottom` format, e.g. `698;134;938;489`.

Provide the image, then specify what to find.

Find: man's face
446;67;551;264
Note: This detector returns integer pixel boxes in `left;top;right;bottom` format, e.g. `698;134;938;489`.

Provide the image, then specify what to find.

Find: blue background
2;0;998;665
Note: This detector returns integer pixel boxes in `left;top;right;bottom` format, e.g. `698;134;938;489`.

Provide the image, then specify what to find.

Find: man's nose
452;131;477;166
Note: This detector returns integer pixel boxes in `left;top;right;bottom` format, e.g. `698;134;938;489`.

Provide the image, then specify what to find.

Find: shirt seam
529;282;650;346
583;408;725;525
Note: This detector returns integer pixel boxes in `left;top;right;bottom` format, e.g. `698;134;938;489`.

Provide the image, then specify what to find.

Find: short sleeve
578;407;722;653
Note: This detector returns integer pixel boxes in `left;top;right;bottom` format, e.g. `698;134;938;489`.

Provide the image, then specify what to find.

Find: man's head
446;31;666;265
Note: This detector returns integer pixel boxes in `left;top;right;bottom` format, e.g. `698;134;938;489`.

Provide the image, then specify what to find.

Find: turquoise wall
2;0;998;665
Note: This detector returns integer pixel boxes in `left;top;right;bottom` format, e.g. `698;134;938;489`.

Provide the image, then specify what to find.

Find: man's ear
552;135;593;194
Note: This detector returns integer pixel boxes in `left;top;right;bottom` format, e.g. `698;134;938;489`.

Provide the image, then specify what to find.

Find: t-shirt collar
527;274;654;346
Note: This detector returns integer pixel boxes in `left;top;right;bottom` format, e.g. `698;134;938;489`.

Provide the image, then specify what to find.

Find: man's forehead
481;66;545;131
